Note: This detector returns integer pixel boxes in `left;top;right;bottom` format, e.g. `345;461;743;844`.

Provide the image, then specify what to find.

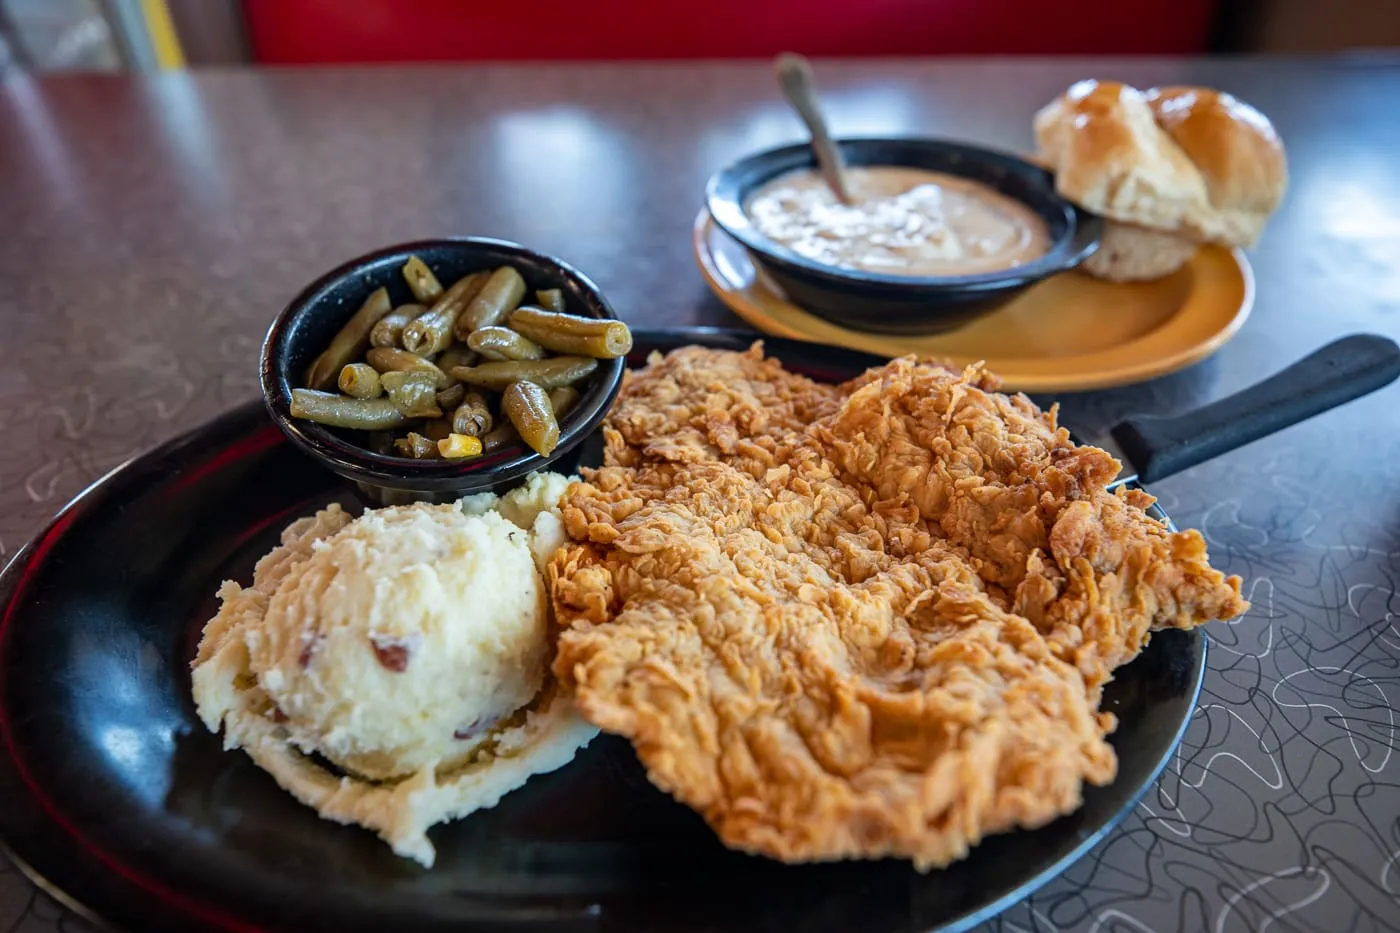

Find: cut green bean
455;266;527;337
381;371;443;419
402;272;487;357
509;307;633;359
338;362;383;399
393;432;439;459
289;390;408;430
449;356;597;392
536;288;566;313
452;391;493;437
435;382;466;410
547;385;581;421
304;287;392;390
502;381;560;456
295;254;610;463
421;417;454;441
370;306;420;348
365;347;451;389
434;344;478;380
402;256;444;305
467;326;546;361
480;420;521;453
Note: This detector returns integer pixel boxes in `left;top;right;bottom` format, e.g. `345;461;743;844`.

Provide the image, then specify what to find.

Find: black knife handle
1110;333;1400;485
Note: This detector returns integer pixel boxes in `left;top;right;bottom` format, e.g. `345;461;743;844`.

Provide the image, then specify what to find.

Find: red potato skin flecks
549;344;1246;871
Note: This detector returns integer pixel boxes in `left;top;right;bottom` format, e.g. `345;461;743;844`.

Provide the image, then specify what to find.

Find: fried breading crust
549;344;1247;869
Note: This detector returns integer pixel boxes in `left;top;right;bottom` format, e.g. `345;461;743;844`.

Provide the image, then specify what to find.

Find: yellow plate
692;210;1254;392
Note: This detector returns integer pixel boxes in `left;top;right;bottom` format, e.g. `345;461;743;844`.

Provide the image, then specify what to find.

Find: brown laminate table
2;58;1399;933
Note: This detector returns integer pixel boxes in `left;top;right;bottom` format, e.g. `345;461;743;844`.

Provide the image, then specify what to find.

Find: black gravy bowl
260;237;625;506
705;138;1102;335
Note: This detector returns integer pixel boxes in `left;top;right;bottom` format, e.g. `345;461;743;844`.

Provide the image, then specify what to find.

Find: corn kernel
438;433;484;459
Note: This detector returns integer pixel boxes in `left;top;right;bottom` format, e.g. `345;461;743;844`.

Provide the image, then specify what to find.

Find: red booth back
242;0;1217;63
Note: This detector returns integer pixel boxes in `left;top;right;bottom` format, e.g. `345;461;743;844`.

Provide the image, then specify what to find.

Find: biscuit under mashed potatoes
191;472;595;867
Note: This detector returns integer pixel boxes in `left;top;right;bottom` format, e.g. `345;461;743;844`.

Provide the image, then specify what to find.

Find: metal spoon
774;52;854;205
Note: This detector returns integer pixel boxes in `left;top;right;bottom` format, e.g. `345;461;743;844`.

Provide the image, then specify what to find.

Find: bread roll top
1146;86;1288;245
1034;79;1286;248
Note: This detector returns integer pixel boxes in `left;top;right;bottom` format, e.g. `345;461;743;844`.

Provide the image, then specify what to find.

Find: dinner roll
1034;80;1211;236
1081;222;1200;283
1033;79;1286;281
1145;86;1288;247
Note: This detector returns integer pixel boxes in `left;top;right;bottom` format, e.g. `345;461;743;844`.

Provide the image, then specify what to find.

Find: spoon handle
774;53;854;205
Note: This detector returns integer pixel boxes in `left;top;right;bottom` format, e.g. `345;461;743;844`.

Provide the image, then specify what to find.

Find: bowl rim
704;136;1101;291
258;236;625;491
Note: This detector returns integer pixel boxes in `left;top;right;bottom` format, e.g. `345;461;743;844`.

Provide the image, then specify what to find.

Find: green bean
290;389;408;430
393;432;439;459
421;417;454;441
304;287;392;390
402;256;444;305
449;356;597;392
455;266;527;337
548;385;581;421
338;363;383;399
452;391;493;437
502;381;560;456
435;383;466;410
480;420;520;453
402;272;487;357
536;288;566;313
381;371;443;419
467;326;545;361
435;343;479;375
365;347;450;389
370;306;420;348
509;308;633;359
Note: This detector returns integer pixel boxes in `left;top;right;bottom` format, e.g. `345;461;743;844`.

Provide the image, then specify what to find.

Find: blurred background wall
2;0;1397;74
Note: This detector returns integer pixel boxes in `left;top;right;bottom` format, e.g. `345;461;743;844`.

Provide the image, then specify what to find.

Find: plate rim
692;209;1255;393
0;331;1208;933
0;402;289;933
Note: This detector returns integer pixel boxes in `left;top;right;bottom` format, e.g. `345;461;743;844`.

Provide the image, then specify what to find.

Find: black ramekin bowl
260;237;625;506
705;138;1102;335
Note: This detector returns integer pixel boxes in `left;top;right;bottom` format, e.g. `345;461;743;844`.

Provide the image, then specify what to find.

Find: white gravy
745;166;1051;277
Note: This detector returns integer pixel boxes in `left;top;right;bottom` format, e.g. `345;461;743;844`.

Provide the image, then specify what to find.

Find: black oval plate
0;329;1204;933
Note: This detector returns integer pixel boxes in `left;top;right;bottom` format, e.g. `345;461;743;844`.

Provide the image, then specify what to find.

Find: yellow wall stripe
141;0;186;70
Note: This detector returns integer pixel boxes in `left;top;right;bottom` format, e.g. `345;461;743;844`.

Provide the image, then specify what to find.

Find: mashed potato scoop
192;473;594;867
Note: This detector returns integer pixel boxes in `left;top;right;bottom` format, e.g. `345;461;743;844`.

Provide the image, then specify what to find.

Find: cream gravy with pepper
746;166;1051;277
